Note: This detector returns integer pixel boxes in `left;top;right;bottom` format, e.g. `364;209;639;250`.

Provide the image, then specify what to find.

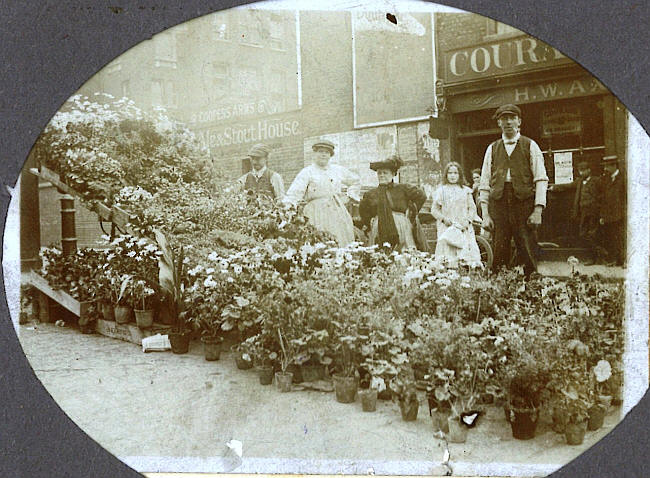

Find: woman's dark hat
370;154;403;174
312;139;335;156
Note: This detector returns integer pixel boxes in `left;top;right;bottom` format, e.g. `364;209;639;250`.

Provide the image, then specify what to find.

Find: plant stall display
30;94;629;446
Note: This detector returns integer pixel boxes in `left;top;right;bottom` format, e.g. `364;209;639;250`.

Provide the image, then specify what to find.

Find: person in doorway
478;104;549;277
359;155;427;251
550;160;603;264
599;155;626;266
283;139;359;246
431;161;482;267
236;143;285;200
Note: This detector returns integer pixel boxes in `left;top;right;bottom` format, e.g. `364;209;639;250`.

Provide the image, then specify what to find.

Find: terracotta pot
100;302;115;321
447;416;468;443
201;336;223;361
399;398;419;421
168;332;190;354
134;309;154;329
332;374;357;403
258;365;274;385
431;408;451;433
275;371;293;392
114;305;133;324
505;406;538;440
565;421;587;445
235;353;254;370
588;404;606;431
360;389;378;412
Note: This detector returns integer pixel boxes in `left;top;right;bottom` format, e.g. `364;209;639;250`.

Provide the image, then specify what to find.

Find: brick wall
436;13;487;53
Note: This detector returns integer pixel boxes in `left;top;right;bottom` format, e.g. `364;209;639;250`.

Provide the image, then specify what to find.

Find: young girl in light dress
431;162;482;267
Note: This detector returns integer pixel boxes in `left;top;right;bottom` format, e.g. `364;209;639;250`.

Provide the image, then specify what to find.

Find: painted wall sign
450;76;608;113
194;117;301;151
443;35;572;83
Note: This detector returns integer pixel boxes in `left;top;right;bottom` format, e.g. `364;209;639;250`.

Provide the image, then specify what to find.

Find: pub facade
434;13;628;245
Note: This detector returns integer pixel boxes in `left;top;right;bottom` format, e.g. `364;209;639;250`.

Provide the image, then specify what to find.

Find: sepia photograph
5;0;649;476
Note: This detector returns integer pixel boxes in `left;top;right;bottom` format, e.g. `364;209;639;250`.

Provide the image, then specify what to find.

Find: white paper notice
553;152;574;184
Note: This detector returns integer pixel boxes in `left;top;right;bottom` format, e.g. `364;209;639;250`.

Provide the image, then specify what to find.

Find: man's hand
527;206;543;226
482;215;493;231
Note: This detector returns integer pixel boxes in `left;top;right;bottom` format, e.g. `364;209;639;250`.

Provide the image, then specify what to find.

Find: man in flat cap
550;159;603;264
599;155;626;266
478;104;548;276
237;143;285;200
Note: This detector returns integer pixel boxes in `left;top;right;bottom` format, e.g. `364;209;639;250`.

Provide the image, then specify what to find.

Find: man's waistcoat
490;136;534;201
244;169;275;198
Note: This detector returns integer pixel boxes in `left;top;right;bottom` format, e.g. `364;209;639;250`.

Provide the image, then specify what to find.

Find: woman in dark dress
359;155;427;250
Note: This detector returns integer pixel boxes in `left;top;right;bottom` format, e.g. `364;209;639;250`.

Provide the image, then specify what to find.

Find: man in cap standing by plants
599;155;626;266
237;143;285;200
478;104;549;277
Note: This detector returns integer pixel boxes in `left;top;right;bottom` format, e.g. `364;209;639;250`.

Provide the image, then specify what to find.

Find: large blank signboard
352;12;435;128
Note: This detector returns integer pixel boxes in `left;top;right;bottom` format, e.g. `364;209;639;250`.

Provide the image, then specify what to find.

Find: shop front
438;35;627;245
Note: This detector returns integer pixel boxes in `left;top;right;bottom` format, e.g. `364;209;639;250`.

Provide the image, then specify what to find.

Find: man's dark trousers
489;183;538;275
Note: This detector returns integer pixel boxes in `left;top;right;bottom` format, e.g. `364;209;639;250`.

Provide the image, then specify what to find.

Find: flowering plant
132;279;157;310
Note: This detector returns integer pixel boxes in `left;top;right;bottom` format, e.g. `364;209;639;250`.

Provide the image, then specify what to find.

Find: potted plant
359;375;383;412
390;366;419;421
587;359;613;431
426;368;454;434
132;279;156;329
504;362;550;440
331;336;359;404
245;335;278;385
232;342;254;370
275;328;295;392
155;230;189;354
113;274;134;325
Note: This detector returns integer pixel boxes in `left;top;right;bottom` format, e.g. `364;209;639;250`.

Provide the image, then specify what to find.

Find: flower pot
235;354;254;370
114;305;133;324
378;387;392;401
360;389;378;412
134;309;154;329
505;406;538;440
431;408;451;433
275;371;293;392
552;406;569;434
168;332;190;354
258;365;274;385
201;336;223;361
301;364;324;382
399;398;419;421
332;374;358;403
100;302;115;321
588;404;606;431
565;421;587;445
447;416;468;443
287;363;303;383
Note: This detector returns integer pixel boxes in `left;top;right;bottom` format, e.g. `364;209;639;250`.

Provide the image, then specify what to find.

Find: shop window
153;32;177;68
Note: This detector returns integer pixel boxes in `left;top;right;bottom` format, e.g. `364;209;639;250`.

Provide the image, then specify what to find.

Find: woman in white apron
283;140;359;246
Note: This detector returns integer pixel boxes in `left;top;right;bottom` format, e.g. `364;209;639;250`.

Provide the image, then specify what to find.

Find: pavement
17;318;625;476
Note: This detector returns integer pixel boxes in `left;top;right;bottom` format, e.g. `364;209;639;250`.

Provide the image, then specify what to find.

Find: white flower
205;267;214;274
207;252;219;261
594;360;612;382
567;256;580;266
203;275;218;288
232;264;243;275
106;253;115;261
126;251;136;257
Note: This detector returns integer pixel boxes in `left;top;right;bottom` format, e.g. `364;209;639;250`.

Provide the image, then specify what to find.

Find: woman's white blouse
283;164;360;206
